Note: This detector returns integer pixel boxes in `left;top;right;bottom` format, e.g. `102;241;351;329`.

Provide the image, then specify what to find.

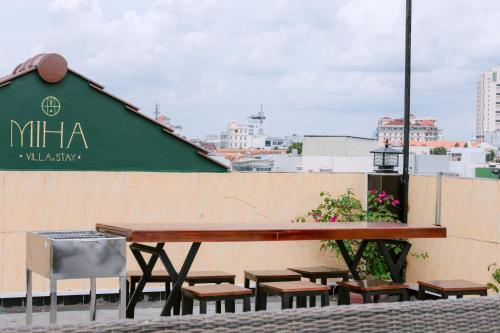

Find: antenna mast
154;103;160;121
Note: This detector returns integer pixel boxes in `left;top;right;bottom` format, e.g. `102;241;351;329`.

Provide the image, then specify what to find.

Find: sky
1;0;500;140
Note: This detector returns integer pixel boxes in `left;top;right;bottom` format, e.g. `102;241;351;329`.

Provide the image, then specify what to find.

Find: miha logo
41;96;61;117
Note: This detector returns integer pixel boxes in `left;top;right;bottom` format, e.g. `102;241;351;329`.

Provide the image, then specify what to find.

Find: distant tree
430;146;447;155
486;150;496;162
464;142;468;148
287;142;303;154
454;142;460;147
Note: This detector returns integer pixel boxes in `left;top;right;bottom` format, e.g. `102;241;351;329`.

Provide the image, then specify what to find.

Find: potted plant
295;188;427;280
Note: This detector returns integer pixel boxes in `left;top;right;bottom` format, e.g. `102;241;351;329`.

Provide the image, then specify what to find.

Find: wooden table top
96;222;446;243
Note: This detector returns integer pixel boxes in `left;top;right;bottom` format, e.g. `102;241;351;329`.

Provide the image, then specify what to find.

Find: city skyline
2;1;500;140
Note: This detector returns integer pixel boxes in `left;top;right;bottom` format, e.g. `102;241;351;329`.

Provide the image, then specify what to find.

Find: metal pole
402;0;412;223
434;172;442;226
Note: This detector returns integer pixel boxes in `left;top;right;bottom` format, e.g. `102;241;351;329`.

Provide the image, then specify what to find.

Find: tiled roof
410;140;467;148
216;148;285;161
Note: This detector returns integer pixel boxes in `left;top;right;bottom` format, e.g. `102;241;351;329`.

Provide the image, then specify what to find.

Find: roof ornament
13;53;68;83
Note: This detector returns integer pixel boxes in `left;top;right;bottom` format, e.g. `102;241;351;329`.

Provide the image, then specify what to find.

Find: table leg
127;243;165;318
160;242;201;316
376;240;411;283
335;240;368;281
26;269;32;327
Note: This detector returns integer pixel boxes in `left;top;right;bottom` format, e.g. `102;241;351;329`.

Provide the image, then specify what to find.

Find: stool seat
260;281;331;293
245;269;302;280
181;285;252;315
287;266;348;307
418;279;487;292
417;279;488;300
339;280;409;291
185;271;236;284
127;270;170;282
182;284;252;298
288;266;349;279
259;281;330;309
338;280;409;305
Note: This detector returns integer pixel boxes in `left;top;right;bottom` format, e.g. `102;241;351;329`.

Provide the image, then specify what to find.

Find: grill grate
36;231;113;240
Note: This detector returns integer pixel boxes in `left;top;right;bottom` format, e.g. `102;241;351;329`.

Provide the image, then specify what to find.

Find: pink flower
329;216;337;222
392;199;400;206
378;192;387;199
377;199;383;203
369;189;377;194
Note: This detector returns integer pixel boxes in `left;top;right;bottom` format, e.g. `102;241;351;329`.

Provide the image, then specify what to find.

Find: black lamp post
401;0;412;223
370;140;403;173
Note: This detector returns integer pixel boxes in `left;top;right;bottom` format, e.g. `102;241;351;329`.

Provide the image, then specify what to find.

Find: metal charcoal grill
26;230;127;325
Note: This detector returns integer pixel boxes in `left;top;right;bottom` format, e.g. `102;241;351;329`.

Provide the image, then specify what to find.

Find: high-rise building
376;115;441;145
476;66;500;142
219;108;267;149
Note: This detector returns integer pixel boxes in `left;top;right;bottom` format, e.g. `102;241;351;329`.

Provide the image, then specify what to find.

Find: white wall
303;156;372;173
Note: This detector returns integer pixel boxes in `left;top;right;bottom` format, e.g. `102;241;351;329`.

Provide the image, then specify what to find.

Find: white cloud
1;0;499;139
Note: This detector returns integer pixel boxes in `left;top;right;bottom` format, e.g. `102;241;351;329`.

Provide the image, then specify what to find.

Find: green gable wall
0;71;226;172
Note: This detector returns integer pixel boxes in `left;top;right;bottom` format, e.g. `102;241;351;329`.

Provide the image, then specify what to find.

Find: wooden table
96;222;446;318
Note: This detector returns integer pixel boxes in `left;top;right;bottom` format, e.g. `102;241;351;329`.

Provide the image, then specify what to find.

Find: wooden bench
338;280;409;305
244;270;302;311
259;281;331;309
418;279;488;300
288;266;349;306
181;284;252;315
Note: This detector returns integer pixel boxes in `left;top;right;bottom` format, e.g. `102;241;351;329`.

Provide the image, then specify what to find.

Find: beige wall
0;171;365;296
406;175;500;288
3;171;497;296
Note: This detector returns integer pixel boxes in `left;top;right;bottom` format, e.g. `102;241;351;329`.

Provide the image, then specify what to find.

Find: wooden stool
181;284;252;315
126;270;171;304
259;281;331;309
337;280;409;305
127;270;235;313
185;270;236;285
244;270;302;311
418;280;488;300
288;266;349;306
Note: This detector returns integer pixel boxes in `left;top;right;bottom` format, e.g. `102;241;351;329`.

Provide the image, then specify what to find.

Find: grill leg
26;269;32;327
119;276;127;319
90;277;96;321
50;278;57;325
